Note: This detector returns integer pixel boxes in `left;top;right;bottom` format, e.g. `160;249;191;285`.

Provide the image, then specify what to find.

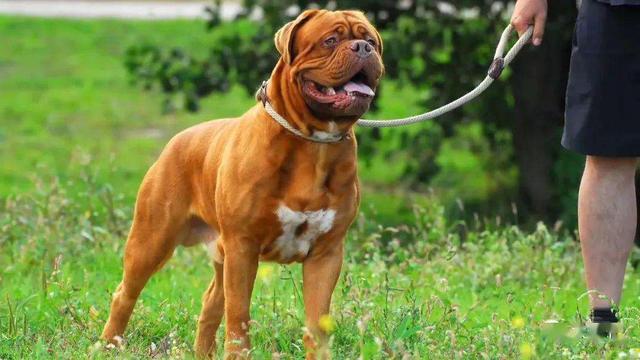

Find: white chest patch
274;205;336;260
312;121;341;141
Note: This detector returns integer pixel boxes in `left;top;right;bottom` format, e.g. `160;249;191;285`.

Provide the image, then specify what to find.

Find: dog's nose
350;40;373;58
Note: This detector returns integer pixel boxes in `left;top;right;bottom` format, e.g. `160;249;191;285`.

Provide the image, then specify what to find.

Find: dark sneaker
584;320;621;339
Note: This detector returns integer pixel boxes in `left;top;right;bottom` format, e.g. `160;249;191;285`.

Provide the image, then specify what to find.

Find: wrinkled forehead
296;11;376;44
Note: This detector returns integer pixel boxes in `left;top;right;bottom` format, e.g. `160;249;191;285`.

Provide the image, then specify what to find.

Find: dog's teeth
322;86;335;96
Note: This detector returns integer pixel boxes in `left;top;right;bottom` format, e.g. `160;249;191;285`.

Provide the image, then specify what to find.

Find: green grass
0;16;254;199
0;16;425;196
1;16;640;359
0;15;430;224
1;177;640;359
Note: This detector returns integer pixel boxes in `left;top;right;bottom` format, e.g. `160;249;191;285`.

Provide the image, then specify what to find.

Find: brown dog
101;9;384;359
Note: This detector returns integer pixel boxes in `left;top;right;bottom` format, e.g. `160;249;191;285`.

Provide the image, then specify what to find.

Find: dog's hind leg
101;173;190;344
194;261;225;359
101;218;186;344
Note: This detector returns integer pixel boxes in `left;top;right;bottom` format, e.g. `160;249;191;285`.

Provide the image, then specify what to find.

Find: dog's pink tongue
343;81;375;96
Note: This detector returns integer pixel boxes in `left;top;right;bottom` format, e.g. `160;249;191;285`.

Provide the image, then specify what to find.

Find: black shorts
562;0;640;156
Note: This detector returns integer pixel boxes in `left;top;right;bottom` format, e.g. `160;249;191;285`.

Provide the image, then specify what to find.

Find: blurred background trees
125;0;582;227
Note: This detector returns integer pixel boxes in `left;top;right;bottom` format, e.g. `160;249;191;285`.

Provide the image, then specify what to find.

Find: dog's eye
323;36;338;47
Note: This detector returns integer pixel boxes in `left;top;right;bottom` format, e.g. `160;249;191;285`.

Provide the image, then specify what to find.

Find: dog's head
273;10;384;120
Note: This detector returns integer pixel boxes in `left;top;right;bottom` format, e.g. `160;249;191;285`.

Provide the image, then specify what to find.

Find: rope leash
356;24;533;128
258;24;533;142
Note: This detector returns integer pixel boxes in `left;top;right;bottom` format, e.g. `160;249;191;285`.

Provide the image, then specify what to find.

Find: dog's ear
274;9;320;65
372;26;383;56
368;26;383;56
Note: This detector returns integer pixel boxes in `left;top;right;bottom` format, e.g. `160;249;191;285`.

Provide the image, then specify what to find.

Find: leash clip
257;80;269;106
488;57;505;80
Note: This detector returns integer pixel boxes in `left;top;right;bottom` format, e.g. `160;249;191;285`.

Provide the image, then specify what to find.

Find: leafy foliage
124;1;583;223
125;19;274;112
124;1;524;208
126;1;515;127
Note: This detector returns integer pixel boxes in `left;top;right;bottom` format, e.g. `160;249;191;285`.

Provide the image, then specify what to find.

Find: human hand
510;0;548;46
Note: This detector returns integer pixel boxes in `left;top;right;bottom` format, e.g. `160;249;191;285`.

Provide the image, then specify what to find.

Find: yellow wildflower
512;316;525;329
318;314;336;334
257;265;274;282
519;343;534;359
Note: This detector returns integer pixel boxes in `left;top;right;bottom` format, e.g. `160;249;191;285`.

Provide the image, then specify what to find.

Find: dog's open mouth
303;71;375;110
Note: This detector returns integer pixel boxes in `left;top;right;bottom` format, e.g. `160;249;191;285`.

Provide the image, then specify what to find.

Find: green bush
124;1;582;226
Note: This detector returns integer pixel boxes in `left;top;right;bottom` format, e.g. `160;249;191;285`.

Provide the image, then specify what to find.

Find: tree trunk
509;2;578;219
636;173;640;247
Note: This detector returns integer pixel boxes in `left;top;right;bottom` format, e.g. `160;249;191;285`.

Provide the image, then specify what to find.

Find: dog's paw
104;335;124;349
88;336;124;357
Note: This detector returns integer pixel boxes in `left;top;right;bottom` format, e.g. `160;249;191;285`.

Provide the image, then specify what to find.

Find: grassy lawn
2;178;640;359
0;15;429;224
1;16;640;359
0;16;252;198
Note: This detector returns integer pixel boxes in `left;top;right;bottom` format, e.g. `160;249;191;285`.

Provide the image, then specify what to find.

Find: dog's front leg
223;240;259;359
302;241;344;360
